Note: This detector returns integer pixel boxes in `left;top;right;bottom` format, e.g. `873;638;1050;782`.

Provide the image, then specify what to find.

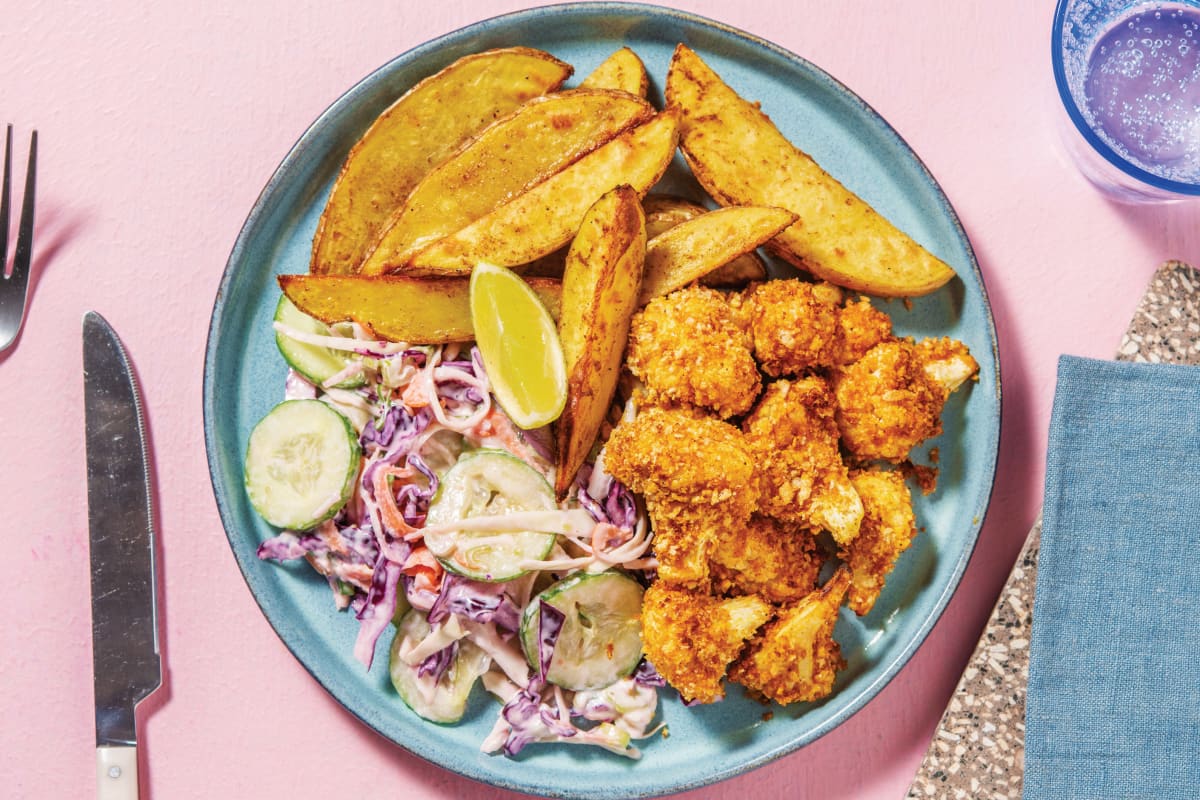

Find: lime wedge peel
469;261;568;429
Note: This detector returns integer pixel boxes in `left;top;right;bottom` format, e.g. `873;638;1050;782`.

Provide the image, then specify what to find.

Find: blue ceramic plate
204;4;1000;798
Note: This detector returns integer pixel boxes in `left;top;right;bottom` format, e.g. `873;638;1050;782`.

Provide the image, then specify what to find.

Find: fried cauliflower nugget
842;468;918;616
729;566;850;705
831;339;946;463
729;280;894;375
605;406;758;586
642;583;772;704
604;406;756;502
742;378;863;545
915;336;979;396
733;279;842;376
626;286;761;418
710;513;823;604
836;295;893;364
833;336;979;462
643;498;724;588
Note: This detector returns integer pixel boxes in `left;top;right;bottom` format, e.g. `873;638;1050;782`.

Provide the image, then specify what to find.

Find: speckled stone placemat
906;260;1200;799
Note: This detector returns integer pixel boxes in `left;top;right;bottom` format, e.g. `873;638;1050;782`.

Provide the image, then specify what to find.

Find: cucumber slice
273;295;365;389
244;399;361;530
519;571;644;691
423;450;556;582
389;608;489;724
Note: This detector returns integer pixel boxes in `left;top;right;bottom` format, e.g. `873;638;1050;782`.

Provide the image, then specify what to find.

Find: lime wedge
469;261;567;429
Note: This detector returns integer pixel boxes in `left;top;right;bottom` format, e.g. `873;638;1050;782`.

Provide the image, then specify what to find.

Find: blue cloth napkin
1024;355;1200;799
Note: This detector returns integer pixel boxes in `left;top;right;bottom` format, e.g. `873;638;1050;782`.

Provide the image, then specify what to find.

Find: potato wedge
643;203;782;303
407;110;679;275
310;48;572;275
643;194;770;288
666;44;955;297
555;185;646;497
361;89;654;275
520;250;567;279
511;195;718;283
697;251;771;287
579;47;650;98
642;193;708;236
278;274;561;344
638;205;796;304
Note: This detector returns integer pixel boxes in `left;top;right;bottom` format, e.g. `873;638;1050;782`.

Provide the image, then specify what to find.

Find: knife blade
84;311;161;800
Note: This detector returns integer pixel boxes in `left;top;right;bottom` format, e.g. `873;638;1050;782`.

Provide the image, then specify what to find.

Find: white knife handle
96;746;139;800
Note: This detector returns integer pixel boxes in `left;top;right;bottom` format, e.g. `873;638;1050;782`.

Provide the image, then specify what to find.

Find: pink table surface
4;2;1198;798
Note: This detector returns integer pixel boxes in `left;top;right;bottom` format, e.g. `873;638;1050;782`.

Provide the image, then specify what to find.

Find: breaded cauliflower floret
742;378;863;545
732;279;842;377
604;406;756;503
642;583;772;704
842;468;918;616
836;296;893;364
605;407;758;586
626;286;760;418
729;566;850;705
915;336;980;396
710;514;823;604
831;339;946;463
642;498;721;587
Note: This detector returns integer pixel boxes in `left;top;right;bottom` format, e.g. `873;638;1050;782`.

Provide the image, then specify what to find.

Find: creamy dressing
261;329;657;758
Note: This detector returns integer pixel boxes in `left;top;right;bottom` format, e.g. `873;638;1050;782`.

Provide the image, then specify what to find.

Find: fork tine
0;124;11;271
11;130;36;283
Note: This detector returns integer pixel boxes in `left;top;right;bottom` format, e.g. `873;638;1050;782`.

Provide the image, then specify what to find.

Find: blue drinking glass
1053;0;1200;202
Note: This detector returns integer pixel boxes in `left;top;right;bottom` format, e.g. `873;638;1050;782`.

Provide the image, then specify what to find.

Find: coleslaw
254;316;663;758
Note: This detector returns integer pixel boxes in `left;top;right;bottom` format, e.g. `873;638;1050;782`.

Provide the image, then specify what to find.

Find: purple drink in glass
1054;0;1200;200
1084;4;1200;182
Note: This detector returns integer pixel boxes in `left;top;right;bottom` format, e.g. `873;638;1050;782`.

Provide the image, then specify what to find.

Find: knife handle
97;746;139;800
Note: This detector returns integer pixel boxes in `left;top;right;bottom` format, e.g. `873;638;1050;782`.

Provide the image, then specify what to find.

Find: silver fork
0;125;37;353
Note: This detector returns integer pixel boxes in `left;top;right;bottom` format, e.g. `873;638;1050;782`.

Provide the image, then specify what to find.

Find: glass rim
1051;0;1200;196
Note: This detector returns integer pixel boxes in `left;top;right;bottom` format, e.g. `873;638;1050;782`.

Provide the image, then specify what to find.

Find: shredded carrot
304;521;374;590
591;521;630;553
473;407;540;467
401;377;431;408
402;545;444;595
372;464;419;539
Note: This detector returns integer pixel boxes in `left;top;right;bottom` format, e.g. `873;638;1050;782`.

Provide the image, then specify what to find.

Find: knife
84;312;161;800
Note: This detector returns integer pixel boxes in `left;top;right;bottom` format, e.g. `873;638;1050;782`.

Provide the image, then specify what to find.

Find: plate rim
203;3;1002;797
